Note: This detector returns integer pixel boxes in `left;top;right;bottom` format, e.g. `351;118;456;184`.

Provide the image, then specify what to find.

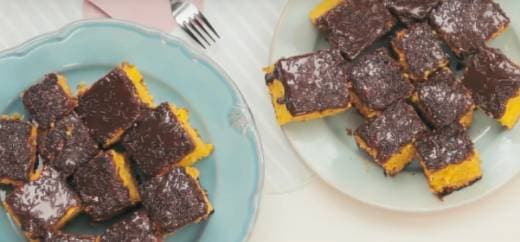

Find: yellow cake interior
499;89;520;129
350;91;379;119
309;0;343;23
120;62;154;107
459;108;474;128
111;150;141;204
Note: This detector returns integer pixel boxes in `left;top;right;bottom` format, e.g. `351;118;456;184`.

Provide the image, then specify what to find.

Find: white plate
269;0;520;212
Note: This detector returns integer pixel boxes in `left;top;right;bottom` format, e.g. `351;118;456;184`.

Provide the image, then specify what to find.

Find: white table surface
1;1;520;242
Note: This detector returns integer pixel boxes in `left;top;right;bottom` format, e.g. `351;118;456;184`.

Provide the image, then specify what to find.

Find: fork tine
193;16;215;42
187;20;211;46
198;13;220;38
181;22;206;49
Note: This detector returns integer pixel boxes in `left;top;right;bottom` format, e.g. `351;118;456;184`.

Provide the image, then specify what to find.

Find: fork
171;0;220;49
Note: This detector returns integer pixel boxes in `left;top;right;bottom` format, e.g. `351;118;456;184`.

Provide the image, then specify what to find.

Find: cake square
0;116;37;185
387;0;441;25
43;231;98;242
99;210;162;242
310;0;397;60
122;102;213;177
72;150;140;221
354;101;427;175
462;47;520;129
412;68;475;128
415;124;482;197
38;112;99;177
264;49;351;125
76;62;153;147
429;0;510;56
4;167;81;239
140;167;213;234
22;73;77;128
348;48;413;118
392;23;449;81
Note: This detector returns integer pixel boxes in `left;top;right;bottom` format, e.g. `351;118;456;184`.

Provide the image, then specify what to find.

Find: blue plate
0;20;263;242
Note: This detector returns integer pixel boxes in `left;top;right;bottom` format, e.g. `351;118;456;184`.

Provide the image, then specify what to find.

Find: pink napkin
83;0;205;32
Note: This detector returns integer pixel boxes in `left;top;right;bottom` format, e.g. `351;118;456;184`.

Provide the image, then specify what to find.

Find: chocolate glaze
73;151;134;221
122;103;195;177
22;74;77;128
416;124;474;171
0;119;36;183
316;0;396;60
140;167;210;234
387;0;440;24
356;101;427;162
348;48;413;111
415;68;474;128
5;167;81;238
429;0;510;56
38;112;99;177
463;47;520;119
266;49;350;116
392;23;448;80
76;67;143;146
100;210;161;242
43;231;97;242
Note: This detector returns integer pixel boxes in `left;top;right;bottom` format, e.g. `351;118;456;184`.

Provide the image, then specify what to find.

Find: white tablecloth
1;1;519;241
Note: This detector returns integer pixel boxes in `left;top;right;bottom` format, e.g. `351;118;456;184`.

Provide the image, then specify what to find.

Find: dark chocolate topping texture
5;167;81;239
43;231;97;242
387;0;440;24
100;210;161;242
356;101;427;162
316;0;396;60
141;167;209;233
463;47;520;119
38;112;99;177
267;49;350;116
73;151;134;221
416;68;474;128
22;74;77;128
0;119;35;182
392;23;449;80
416;124;474;171
76;67;142;146
348;48;413;111
429;0;510;56
122;103;195;177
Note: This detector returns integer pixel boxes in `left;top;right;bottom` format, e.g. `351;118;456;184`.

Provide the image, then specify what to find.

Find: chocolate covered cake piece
264;49;351;125
43;231;98;242
72;150;140;221
99;210;162;242
0;116;37;185
416;124;482;198
38;112;99;177
429;0;510;56
22;73;77;128
463;47;520;129
392;23;449;81
310;0;396;59
4;167;81;239
140;167;213;234
387;0;440;24
122;103;213;177
354;101;427;175
76;62;153;147
412;68;474;128
348;48;413;118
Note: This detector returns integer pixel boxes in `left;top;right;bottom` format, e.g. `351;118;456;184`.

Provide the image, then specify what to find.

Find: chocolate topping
76;67;143;146
0;118;36;183
348;48;413;111
122;103;195;177
268;49;350;116
43;231;97;242
387;0;440;24
141;167;209;233
22;74;77;128
356;101;427;162
5;167;81;238
392;23;449;80
316;0;396;59
416;124;474;171
415;68;474;128
429;0;510;56
100;210;160;242
73;151;134;221
463;47;520;119
38;112;99;177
